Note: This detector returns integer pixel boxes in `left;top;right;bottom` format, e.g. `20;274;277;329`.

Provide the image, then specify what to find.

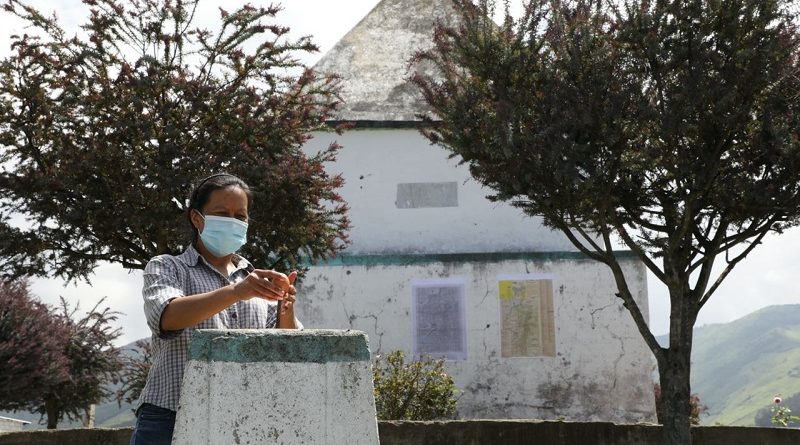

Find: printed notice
498;274;556;357
412;279;467;361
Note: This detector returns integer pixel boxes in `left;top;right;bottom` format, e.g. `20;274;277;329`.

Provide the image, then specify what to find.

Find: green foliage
769;398;800;427
372;351;458;421
684;305;800;426
0;0;349;282
756;393;800;428
413;1;800;442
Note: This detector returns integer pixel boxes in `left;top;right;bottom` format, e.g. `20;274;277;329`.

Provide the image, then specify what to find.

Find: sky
1;0;799;346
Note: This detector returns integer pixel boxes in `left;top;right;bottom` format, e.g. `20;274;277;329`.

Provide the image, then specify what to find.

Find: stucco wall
0;420;26;434
296;254;655;423
172;330;378;445
300;127;654;422
312;0;457;121
0;428;131;445
3;423;799;445
303;129;579;255
378;421;800;445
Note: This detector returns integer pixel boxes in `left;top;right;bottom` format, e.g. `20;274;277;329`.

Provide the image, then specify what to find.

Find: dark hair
187;173;252;243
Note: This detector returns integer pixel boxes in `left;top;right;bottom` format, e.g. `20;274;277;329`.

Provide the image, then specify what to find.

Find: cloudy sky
1;0;798;346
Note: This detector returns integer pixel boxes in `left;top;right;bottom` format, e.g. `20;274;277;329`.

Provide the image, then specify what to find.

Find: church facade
296;0;656;422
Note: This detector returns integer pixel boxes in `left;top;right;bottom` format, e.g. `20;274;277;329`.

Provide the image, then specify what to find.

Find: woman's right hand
232;269;291;301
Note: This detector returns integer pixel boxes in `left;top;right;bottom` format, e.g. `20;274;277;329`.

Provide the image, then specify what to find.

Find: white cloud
648;227;800;335
28;263;146;345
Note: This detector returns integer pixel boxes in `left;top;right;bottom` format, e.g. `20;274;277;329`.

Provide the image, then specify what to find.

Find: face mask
197;214;248;257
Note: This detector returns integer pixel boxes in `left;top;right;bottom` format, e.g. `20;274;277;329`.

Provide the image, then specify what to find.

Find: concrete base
172;329;379;445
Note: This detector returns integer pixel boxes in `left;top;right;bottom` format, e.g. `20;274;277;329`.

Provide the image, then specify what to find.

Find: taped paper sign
498;274;556;357
411;278;467;360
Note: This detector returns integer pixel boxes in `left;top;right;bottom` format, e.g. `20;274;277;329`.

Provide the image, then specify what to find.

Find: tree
0;280;69;413
35;297;123;429
412;1;800;443
117;339;152;406
0;281;122;428
0;0;349;282
653;383;707;426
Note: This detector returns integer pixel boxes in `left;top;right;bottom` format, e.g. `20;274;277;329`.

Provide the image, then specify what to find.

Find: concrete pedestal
172;329;379;445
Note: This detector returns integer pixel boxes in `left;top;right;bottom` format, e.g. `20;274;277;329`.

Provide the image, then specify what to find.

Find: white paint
498;273;556;281
304;129;578;255
172;359;378;445
0;416;29;432
297;257;656;422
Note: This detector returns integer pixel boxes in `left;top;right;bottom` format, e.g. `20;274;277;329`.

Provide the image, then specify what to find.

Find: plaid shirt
136;245;302;412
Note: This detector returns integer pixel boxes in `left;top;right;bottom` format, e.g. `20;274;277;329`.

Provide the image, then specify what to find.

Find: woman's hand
281;271;298;315
232;269;292;302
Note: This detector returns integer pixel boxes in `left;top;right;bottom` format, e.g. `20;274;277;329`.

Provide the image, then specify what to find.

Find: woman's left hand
281;271;298;315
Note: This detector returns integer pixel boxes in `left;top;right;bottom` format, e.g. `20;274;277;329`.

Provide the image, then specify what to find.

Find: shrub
755;393;800;427
372;350;458;420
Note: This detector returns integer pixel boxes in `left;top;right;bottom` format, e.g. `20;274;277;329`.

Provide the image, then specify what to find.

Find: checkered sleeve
142;255;185;339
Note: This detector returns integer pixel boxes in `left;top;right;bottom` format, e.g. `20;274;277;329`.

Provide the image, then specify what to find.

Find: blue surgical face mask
197;214;248;257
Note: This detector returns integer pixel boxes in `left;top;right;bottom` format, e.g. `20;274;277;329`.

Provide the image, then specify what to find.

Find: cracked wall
296;257;656;423
299;128;655;422
302;129;579;256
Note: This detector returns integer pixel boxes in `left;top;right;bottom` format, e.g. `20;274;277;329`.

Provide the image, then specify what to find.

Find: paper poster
498;274;556;357
411;278;467;360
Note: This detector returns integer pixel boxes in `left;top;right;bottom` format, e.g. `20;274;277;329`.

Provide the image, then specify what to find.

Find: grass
687;305;800;426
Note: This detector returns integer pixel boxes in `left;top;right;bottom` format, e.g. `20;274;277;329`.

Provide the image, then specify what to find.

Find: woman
130;173;302;445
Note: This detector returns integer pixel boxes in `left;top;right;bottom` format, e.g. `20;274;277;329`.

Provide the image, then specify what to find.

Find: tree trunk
658;305;695;445
45;395;59;429
83;404;96;428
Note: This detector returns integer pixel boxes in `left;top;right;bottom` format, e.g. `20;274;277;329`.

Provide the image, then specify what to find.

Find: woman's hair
187;173;252;243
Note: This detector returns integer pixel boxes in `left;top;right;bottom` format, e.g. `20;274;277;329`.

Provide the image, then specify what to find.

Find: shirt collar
178;244;253;272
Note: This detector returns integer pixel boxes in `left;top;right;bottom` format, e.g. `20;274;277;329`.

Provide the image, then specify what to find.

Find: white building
0;416;29;432
296;0;656;422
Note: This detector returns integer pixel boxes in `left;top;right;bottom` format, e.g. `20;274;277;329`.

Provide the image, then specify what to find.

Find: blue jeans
130;403;176;445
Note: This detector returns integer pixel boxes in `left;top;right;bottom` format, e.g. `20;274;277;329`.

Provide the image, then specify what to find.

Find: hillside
662;304;800;426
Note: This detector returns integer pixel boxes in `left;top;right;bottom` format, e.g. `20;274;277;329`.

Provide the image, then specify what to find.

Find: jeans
129;403;176;445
